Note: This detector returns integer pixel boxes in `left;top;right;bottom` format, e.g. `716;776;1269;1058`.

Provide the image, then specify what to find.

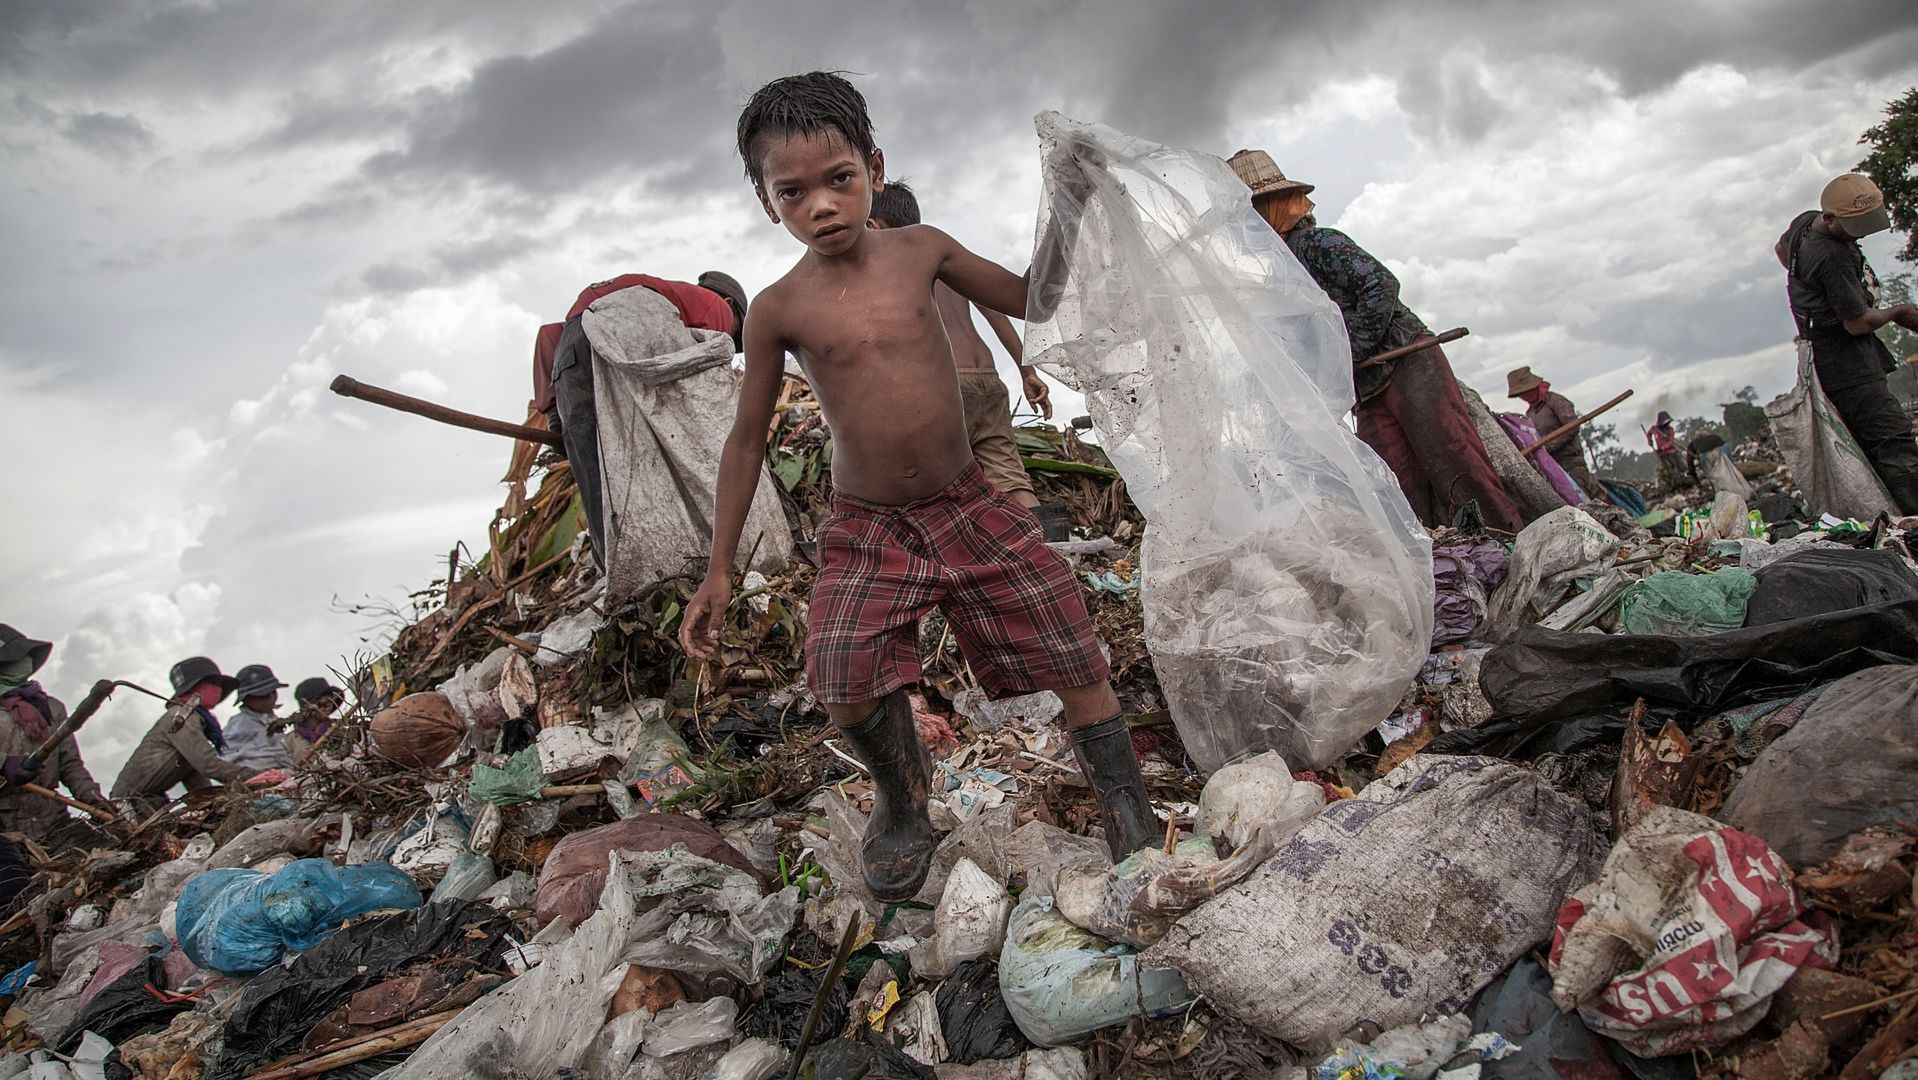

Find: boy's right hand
680;576;731;660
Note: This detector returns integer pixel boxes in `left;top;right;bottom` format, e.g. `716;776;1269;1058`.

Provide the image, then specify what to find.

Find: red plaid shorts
806;462;1111;704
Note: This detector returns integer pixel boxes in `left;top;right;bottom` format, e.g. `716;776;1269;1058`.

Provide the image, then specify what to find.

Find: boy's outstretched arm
979;306;1051;418
681;307;784;661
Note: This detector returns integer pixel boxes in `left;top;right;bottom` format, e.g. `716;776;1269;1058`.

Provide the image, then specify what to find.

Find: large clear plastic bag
1024;112;1433;770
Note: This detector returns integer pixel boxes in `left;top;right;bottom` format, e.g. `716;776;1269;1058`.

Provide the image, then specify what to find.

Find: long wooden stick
28;680;117;762
1355;327;1469;369
246;1007;465;1080
1518;389;1635;456
330;375;563;448
19;783;116;822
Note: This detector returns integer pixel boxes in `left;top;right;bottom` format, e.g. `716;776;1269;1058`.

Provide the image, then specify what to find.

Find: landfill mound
5;370;1918;1080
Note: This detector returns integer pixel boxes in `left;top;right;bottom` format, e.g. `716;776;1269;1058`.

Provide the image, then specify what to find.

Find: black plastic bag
801;1036;937;1079
208;901;517;1080
1479;599;1918;723
741;969;849;1051
935;959;1029;1065
57;955;189;1053
1744;547;1918;626
1472;959;1622;1079
1721;664;1918;869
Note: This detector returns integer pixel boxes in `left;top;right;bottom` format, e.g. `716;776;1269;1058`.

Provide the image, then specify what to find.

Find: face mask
194;682;227;709
0;656;34;690
1259;192;1315;235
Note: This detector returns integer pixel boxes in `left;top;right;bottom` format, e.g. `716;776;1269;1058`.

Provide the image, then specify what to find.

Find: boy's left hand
1021;368;1053;419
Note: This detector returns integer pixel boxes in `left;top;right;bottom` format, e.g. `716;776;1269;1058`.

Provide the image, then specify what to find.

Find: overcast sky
4;1;1914;783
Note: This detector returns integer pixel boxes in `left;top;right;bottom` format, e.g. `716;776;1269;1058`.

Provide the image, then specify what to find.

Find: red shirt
531;322;564;414
533;276;737;413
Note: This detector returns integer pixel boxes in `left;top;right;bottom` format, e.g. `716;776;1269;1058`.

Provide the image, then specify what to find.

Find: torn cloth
581;286;793;601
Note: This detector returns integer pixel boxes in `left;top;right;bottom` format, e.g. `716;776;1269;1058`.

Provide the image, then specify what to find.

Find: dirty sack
1743;546;1918;626
1548;806;1838;1057
1484;507;1617;641
1763;341;1898;522
1022;111;1432;772
175;858;422;976
1720;663;1918;870
1144;756;1600;1050
998;894;1194;1047
582;284;793;601
1055;828;1289;949
207;900;518;1080
1617;568;1757;636
535;813;766;929
1477;598;1918;723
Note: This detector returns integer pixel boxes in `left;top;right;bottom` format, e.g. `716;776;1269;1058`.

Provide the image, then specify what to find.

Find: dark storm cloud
61;110;154;158
360;230;540;294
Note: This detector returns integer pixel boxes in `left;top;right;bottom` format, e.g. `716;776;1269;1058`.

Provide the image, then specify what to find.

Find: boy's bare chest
789;287;945;367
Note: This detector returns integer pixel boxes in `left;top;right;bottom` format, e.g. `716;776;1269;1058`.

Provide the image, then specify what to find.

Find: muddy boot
1069;714;1160;860
836;690;935;901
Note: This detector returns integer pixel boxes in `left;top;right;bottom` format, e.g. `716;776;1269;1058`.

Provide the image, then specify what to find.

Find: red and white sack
1547;806;1838;1057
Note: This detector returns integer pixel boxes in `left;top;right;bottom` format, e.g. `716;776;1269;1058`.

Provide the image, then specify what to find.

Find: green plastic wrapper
1619;569;1758;636
469;746;546;806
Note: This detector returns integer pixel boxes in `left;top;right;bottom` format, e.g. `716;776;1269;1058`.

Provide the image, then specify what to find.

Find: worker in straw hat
1775;173;1918;514
1228;149;1523;532
1507;366;1596;495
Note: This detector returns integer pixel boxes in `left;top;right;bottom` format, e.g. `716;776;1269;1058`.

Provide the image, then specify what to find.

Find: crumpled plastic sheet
616;847;799;984
1055;829;1285;949
469;746;546;806
1281;1013;1518;1080
1496;412;1582;507
1023;111;1432;771
1194;750;1324;851
175;859;422;976
1617;568;1757;636
909;857;1011;980
999;894;1194;1047
1432;543;1508;646
1484;507;1616;641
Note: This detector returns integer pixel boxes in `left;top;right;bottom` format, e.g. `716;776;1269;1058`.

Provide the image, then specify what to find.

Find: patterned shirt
1284;226;1431;402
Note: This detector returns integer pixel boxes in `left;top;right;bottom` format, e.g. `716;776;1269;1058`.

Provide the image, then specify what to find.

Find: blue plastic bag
176;858;422;975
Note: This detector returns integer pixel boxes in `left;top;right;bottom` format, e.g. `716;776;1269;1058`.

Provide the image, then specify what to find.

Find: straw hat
1228;149;1314;199
1506;366;1544;397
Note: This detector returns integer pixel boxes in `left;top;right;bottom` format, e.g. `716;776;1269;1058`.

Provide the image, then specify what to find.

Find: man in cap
1776;173;1918;513
1507;367;1597;495
538;270;751;563
110;657;261;813
1229;150;1524;532
284;677;345;763
221;664;293;771
0;625;107;847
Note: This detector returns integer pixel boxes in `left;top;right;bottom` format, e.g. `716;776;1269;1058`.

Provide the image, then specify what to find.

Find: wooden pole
1517;389;1634;457
330;375;563;448
1355;327;1469;369
245;1007;465;1080
19;783;117;822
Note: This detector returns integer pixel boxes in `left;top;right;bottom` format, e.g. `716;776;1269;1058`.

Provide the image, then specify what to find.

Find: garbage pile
7;136;1918;1080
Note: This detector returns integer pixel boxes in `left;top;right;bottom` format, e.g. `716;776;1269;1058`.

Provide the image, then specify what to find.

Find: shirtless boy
680;72;1155;901
868;180;1050;509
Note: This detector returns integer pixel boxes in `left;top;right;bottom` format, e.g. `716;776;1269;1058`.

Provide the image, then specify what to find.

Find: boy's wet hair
868;179;920;227
736;71;877;186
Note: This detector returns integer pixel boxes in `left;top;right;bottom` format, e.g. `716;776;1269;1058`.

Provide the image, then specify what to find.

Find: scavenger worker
1775;173;1918;514
1;754;41;906
1647;411;1685;484
221;663;293;771
1507;367;1597;495
1230;150;1524;532
0;624;107;847
536;271;750;562
110;657;261;814
284;677;345;762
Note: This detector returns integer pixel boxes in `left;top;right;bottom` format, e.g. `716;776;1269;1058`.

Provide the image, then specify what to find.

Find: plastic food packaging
1549;806;1839;1057
1022;111;1432;771
1195;750;1324;850
998;895;1194;1047
909;857;1011;981
175;859;422;976
1145;757;1600;1050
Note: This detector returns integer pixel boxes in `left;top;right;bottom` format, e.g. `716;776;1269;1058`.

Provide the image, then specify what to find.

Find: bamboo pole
1517;390;1634;457
330;375;563;448
1354;327;1469;369
245;1007;465;1080
19;783;117;822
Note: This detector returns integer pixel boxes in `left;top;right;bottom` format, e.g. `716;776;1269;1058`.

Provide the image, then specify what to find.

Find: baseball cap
1821;174;1890;239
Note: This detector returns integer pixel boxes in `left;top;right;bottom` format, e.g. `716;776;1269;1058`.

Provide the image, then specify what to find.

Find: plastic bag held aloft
1023;112;1433;771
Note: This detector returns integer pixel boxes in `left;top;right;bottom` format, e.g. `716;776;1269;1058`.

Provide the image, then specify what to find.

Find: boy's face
754;130;884;258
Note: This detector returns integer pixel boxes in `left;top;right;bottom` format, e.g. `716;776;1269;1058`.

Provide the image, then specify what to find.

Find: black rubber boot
836;690;936;901
1069;714;1160;860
